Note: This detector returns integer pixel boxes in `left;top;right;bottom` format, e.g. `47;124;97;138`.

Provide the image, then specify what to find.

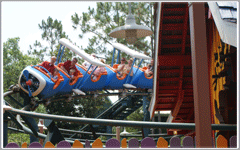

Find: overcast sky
2;1;97;55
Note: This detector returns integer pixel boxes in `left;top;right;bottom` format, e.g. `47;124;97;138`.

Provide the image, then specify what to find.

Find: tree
3;37;42;136
28;40;47;63
54;44;76;63
46;94;112;130
3;37;39;92
28;16;76;64
38;16;68;57
71;2;155;65
125;106;144;140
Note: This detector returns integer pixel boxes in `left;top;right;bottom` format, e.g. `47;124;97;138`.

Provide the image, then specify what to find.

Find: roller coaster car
69;64;108;91
18;38;153;100
57;63;83;85
104;64;137;89
109;43;153;89
75;64;108;82
18;65;63;99
112;64;128;80
132;66;153;89
19;66;47;98
18;38;106;99
34;62;65;89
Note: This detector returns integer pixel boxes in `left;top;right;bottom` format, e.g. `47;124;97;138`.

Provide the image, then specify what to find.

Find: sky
2;1;96;55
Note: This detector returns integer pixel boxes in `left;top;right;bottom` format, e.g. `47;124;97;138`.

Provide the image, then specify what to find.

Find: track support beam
142;96;150;137
189;2;213;148
3;113;8;148
43;119;64;147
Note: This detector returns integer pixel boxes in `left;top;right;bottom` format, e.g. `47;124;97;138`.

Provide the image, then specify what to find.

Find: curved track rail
3;90;237;147
6;106;237;131
3;90;151;145
4;90;76;144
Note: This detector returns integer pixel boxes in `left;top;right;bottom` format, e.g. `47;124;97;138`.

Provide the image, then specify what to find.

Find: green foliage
3;37;43;131
45;94;112;130
125;106;144;140
71;2;155;65
35;104;47;114
28;40;47;63
54;42;76;63
29;16;75;62
3;37;39;92
38;16;68;56
127;106;144;121
8;132;30;146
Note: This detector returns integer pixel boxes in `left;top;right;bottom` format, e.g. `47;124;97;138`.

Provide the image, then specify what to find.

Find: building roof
208;2;237;47
217;2;237;23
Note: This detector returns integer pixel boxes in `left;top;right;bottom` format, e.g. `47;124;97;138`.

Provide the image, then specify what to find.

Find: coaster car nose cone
26;80;32;86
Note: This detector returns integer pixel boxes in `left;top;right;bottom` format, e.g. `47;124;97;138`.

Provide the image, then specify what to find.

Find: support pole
116;50;120;64
55;45;62;65
158;111;162;134
189;2;213;148
58;46;65;63
111;48;116;67
76;64;92;88
79;66;98;89
43;119;64;147
130;59;143;84
38;119;44;146
152;115;155;134
125;58;136;84
142;96;150;137
116;126;120;142
106;126;112;140
26;116;39;143
3;113;8;148
22;96;39;143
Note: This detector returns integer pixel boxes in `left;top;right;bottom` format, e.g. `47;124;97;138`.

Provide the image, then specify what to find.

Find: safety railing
5;108;237;148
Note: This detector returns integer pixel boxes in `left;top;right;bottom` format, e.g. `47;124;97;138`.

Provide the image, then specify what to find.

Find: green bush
8;132;30;146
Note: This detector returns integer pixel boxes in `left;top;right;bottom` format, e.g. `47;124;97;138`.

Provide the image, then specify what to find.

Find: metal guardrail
7;108;236;131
